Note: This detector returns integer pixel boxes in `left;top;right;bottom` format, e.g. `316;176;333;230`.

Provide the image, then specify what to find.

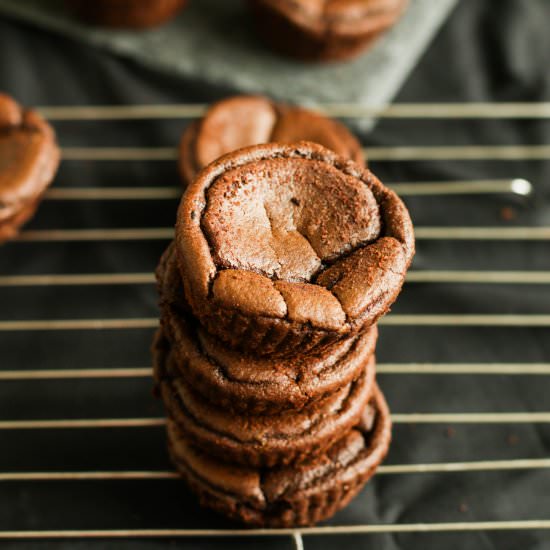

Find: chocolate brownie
160;307;377;414
167;385;391;526
175;141;414;356
154;329;376;467
179;95;364;188
67;0;188;29
0;93;60;243
155;242;189;312
248;0;408;62
154;253;378;414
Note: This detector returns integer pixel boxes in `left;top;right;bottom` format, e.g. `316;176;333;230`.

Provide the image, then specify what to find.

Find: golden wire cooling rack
1;101;550;548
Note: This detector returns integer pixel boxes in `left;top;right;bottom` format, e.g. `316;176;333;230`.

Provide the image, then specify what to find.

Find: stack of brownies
154;140;414;526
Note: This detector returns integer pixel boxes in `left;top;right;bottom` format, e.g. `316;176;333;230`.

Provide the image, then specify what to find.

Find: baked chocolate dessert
67;0;188;29
160;307;377;415
179;95;364;188
167;385;391;526
156;243;378;414
156;241;189;312
155;328;376;467
248;0;408;62
176;141;414;356
0;93;60;243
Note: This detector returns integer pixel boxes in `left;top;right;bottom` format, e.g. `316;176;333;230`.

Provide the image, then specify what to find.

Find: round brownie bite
155;328;376;467
67;0;188;29
167;385;391;527
0;93;60;243
179;95;364;188
248;0;409;62
175;141;414;356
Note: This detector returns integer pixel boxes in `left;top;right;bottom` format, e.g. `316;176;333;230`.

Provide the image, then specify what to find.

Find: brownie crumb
444;426;456;439
499;206;517;221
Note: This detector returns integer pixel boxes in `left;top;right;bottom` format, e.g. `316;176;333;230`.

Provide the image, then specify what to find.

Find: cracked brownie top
176;141;414;349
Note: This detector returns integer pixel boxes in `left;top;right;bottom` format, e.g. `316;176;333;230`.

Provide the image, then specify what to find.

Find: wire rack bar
61;147;178;161
405;271;550;284
0;368;152;380
0;363;547;380
0;274;155;286
41;179;533;200
2;459;550;481
58;145;550;162
292;532;304;550
0;319;158;331
2;315;550;332
414;227;550;240
3;271;550;287
44;187;181;200
39;104;206;120
391;413;550;423
17;229;174;242
377;363;550;375
13;226;550;242
1;363;550;380
2;520;550;539
0;418;166;430
382;315;550;326
3;413;550;430
36;102;550;120
390;178;532;196
0;471;179;481
364;145;550;161
379;458;550;474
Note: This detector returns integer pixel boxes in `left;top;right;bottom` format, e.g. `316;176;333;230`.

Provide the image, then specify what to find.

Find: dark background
1;0;550;548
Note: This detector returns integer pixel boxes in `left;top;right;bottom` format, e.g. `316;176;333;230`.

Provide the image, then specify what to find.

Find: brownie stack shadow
153;141;414;527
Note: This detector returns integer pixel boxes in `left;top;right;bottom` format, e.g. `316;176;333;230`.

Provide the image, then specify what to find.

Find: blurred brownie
179;95;364;187
0;93;60;243
67;0;187;29
167;385;391;526
176;141;414;356
154;328;376;466
248;0;408;62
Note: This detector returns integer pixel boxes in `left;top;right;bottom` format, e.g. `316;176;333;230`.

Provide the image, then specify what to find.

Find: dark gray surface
1;0;550;548
0;0;457;131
